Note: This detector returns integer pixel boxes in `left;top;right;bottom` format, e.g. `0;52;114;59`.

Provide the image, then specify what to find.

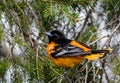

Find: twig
49;66;61;75
88;35;108;46
84;63;88;83
48;76;58;83
50;0;53;16
59;5;78;22
92;61;95;82
48;68;72;83
26;2;41;28
36;46;40;80
101;22;120;49
102;62;110;83
75;10;92;40
86;32;97;44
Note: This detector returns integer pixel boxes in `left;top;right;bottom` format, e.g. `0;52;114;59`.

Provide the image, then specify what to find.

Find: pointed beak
44;32;52;37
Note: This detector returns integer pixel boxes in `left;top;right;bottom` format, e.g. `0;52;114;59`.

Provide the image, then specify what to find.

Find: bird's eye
53;33;59;39
54;33;58;36
53;33;58;37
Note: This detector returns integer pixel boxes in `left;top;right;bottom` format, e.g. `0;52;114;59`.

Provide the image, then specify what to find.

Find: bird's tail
84;48;112;60
91;49;109;54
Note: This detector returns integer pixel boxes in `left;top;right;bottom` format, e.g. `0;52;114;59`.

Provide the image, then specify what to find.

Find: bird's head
45;30;67;43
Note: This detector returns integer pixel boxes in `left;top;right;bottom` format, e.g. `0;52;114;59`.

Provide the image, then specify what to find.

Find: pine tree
0;0;120;82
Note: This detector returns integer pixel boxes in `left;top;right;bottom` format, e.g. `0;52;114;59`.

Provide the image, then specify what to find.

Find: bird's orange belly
49;56;83;68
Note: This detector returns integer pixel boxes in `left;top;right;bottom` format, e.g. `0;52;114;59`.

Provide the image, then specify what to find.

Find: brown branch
75;10;92;40
101;22;120;49
26;2;39;25
36;46;40;80
101;59;110;83
88;35;109;46
84;63;88;83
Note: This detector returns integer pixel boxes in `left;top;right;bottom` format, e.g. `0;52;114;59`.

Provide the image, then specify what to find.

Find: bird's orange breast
49;56;83;67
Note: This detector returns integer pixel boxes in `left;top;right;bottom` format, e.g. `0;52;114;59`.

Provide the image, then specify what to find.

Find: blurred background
0;0;120;83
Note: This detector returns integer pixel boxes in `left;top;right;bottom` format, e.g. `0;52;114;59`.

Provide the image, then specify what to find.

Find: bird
46;30;111;68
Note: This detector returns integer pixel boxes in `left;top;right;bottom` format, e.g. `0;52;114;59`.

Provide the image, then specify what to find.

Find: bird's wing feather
51;44;91;58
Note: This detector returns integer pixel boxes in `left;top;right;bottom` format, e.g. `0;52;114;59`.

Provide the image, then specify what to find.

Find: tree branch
75;10;92;40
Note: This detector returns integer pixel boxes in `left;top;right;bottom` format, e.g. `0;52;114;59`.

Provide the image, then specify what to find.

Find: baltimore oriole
46;30;110;68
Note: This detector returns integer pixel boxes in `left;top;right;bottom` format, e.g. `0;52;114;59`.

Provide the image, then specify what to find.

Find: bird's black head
45;30;68;43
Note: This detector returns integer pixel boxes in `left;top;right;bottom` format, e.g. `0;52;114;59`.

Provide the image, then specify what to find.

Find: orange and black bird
46;30;110;68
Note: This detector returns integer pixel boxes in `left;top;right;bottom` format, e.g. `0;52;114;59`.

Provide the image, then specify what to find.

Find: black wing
51;44;91;58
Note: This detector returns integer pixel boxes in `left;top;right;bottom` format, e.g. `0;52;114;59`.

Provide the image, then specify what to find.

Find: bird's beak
44;32;52;37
